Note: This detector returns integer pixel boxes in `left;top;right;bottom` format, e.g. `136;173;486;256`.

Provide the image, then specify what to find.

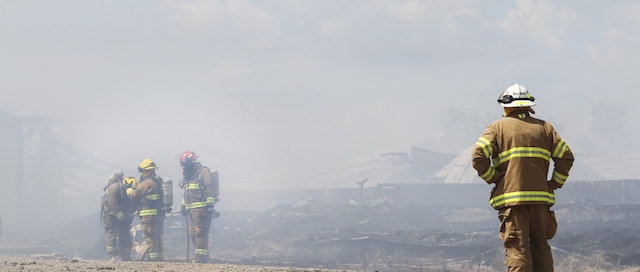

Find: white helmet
497;84;536;107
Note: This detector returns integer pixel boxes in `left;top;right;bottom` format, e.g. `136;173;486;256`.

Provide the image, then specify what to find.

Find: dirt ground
0;255;359;272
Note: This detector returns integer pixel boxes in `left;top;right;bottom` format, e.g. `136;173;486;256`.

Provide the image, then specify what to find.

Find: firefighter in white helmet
101;170;137;261
472;84;574;271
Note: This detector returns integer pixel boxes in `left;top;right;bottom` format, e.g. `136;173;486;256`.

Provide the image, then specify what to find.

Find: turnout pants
188;209;213;263
141;220;164;261
104;215;133;260
498;205;558;272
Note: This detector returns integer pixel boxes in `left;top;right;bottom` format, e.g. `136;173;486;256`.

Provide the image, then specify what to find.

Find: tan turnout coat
472;110;574;210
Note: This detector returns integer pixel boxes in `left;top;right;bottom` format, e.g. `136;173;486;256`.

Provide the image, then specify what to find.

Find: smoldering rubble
2;195;640;271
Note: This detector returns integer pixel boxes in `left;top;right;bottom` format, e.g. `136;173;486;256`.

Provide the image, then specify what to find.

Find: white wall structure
0;121;19;225
0;111;122;231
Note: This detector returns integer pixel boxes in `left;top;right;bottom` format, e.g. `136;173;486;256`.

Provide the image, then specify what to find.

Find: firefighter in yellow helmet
472;84;574;271
177;151;220;263
101;170;137;261
126;159;170;261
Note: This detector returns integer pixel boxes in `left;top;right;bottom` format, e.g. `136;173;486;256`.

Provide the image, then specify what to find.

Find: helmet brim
500;100;536;107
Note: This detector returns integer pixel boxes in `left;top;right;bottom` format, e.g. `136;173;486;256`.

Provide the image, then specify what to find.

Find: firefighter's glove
163;207;172;214
180;206;188;217
492;171;506;184
547;181;561;190
206;197;218;205
125;188;133;196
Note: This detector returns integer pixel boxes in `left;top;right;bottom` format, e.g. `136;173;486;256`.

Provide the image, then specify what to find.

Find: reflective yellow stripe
552;170;568;185
186;184;203;189
139;209;158;216
195;249;208;255
115;211;124;220
186;201;207;209
475;137;492;158
496;147;550;166
479;167;495;183
206;197;215;204
489;191;555;208
552;139;568;158
149;252;163;260
106;246;116;252
145;194;158;200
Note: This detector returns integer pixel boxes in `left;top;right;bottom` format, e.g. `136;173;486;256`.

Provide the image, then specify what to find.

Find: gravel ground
0;255;359;272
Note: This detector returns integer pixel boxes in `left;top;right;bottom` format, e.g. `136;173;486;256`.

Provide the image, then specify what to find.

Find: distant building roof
431;146;631;183
432;146;484;184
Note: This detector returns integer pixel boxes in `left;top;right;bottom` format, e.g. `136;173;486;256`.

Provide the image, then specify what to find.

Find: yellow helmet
122;176;137;189
138;159;158;171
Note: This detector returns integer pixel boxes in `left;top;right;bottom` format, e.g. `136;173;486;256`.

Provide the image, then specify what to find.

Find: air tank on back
104;169;124;190
162;179;173;208
211;170;219;200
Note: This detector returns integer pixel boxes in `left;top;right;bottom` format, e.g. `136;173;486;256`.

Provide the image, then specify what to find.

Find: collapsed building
3;110;631;221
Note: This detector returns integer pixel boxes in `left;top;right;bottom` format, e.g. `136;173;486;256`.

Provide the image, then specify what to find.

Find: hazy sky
2;1;640;190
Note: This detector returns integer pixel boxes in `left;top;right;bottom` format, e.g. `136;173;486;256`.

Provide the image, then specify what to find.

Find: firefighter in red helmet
178;151;219;263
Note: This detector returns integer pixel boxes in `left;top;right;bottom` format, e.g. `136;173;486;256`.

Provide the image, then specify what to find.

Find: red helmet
178;151;198;166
